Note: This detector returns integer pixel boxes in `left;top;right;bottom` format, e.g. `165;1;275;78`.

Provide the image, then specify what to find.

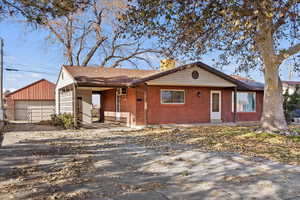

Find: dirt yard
1;124;300;200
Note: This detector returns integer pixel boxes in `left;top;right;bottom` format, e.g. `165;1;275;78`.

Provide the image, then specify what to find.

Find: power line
4;62;61;72
5;68;57;76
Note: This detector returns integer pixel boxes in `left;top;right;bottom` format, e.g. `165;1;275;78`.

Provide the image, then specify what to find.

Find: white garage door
15;101;55;121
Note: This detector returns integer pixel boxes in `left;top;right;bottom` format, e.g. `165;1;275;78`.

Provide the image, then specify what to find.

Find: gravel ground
1;124;300;200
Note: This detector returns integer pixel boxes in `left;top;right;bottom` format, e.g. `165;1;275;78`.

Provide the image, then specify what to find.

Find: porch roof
63;62;264;91
64;65;158;87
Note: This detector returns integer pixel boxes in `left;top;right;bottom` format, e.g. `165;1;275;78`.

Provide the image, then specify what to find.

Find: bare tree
43;0;161;68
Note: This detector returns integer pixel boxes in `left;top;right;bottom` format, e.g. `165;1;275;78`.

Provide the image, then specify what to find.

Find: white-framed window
161;89;185;104
232;92;256;112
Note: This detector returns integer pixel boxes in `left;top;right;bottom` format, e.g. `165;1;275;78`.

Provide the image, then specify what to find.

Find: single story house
55;61;264;127
6;79;55;122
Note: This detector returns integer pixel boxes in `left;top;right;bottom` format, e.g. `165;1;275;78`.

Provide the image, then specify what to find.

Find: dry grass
130;125;300;165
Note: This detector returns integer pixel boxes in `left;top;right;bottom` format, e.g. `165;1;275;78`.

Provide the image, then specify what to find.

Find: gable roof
63;62;264;91
6;79;55;99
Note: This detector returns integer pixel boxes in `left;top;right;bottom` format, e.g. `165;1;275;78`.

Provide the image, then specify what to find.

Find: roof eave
76;82;129;88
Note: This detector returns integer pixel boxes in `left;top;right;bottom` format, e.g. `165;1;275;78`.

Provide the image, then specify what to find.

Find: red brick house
6;79;55;121
55;61;264;127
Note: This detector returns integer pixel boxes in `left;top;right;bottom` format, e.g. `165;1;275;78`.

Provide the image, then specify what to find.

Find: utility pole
0;38;3;121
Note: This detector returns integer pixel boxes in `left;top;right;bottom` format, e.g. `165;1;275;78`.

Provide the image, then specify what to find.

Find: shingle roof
230;75;264;91
63;62;264;91
64;65;158;87
282;81;300;85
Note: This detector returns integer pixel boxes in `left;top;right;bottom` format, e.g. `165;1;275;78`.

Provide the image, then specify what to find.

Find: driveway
1;125;300;200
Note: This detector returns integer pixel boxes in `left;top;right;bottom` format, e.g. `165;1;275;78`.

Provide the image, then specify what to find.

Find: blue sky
0;19;299;93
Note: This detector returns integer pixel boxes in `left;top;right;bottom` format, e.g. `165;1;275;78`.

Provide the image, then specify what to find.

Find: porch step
210;119;222;123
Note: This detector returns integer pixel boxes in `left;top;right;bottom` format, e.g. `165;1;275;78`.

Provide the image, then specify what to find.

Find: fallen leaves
127;125;300;165
0;144;95;200
2;124;300;200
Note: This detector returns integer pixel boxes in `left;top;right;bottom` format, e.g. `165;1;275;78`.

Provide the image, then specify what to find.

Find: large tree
121;0;300;133
42;0;161;67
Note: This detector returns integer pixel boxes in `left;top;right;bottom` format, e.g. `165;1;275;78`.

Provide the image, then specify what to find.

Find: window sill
232;111;257;113
161;103;185;105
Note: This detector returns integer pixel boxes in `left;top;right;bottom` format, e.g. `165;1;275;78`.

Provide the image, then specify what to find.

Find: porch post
99;93;104;123
233;87;237;122
73;84;78;127
144;83;148;127
58;88;61;114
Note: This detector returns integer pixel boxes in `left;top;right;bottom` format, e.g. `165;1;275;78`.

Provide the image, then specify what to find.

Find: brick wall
100;86;263;126
101;88;137;126
147;86;211;124
146;86;263;125
135;85;146;126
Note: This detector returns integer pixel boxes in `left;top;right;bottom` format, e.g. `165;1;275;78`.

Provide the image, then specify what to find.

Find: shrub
51;114;74;129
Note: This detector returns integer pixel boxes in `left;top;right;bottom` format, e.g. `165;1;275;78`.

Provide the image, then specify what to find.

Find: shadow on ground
1;126;300;200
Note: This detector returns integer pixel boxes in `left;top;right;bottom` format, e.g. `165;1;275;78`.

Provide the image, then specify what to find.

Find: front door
210;90;221;121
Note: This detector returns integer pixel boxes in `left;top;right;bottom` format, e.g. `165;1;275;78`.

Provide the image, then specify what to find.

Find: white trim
160;89;185;104
77;87;112;91
210;90;222;120
115;91;121;120
147;83;236;87
232;91;256;113
55;67;76;89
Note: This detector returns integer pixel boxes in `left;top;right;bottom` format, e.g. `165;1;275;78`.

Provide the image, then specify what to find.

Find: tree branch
81;37;107;66
271;0;299;34
45;22;67;46
278;43;300;63
109;49;162;68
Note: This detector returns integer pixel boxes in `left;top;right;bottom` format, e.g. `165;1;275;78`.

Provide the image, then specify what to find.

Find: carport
55;65;156;127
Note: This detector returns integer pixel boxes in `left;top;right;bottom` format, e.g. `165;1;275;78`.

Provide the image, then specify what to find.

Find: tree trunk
261;66;288;132
67;50;73;66
258;29;288;132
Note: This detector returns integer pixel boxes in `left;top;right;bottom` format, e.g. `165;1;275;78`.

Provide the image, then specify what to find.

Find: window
161;90;185;104
232;92;256;112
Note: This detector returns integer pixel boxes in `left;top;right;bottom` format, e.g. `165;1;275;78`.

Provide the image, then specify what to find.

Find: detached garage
6;79;55;122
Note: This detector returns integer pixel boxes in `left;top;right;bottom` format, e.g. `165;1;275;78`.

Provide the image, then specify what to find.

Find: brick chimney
160;59;176;71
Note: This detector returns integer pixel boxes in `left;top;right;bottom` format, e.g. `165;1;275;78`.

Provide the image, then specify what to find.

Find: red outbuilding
5;79;55;122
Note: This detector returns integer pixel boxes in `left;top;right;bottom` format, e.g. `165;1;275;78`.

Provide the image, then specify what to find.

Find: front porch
57;85;135;127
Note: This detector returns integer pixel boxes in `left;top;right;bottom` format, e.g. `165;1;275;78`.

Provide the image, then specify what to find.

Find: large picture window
232;92;256;112
161;90;185;104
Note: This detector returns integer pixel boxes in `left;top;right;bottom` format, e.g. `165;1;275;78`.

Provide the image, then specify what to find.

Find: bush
51;114;74;129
